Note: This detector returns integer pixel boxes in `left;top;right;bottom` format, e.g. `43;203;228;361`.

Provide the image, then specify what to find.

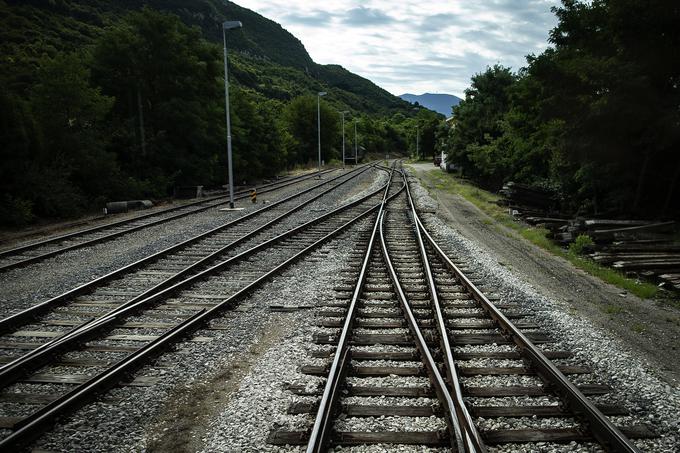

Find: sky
235;0;560;97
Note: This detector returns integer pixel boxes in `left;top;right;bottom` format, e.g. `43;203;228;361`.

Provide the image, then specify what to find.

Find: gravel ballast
22;168;388;452
9;165;677;452
0;168;377;319
406;171;680;452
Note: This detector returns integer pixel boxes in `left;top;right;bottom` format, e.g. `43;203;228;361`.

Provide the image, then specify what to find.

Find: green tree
445;65;517;186
34;51;118;211
282;95;340;165
91;7;223;190
524;0;680;215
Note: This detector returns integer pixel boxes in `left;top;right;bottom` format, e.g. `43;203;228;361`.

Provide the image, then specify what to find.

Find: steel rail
305;164;399;453
377;175;462;451
414;208;641;452
0;165;375;380
0;183;392;450
403;176;486;453
0;173;393;389
0;168;340;271
0;164;372;335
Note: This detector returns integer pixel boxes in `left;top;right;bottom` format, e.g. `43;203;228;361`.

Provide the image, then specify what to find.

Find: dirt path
409;163;680;385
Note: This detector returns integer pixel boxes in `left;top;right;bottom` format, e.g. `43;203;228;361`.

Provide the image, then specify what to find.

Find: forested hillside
438;0;680;219
0;0;437;226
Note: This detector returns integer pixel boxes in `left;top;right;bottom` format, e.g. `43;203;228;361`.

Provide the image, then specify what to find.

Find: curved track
0;165;397;450
269;167;654;452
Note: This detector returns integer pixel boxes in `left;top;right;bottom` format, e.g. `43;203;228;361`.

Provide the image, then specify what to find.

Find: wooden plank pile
498;182;560;217
555;220;679;291
498;182;680;292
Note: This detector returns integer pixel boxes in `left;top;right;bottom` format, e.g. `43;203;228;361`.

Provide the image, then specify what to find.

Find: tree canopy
0;5;423;226
438;0;680;218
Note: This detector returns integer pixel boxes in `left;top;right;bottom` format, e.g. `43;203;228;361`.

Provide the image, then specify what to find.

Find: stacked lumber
498;182;560;216
578;221;679;290
497;183;680;292
549;219;671;244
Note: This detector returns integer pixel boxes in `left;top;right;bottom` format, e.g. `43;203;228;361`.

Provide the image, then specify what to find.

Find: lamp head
318;91;327;96
223;21;242;30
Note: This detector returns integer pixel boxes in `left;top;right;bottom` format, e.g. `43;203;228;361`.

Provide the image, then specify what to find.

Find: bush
569;234;594;255
0;195;35;227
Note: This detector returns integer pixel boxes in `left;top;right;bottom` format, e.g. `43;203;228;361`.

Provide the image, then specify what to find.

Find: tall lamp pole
415;125;420;161
317;91;327;177
222;20;242;209
354;119;359;164
340;110;349;169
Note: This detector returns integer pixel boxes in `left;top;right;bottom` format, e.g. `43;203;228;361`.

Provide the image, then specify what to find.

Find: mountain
1;0;413;115
400;93;462;117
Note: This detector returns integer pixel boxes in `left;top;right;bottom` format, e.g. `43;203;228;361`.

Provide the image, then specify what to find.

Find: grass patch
412;168;660;300
603;304;624;315
631;323;646;334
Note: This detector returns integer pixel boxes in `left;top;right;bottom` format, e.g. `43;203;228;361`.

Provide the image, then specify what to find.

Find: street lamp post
222;20;242;209
340;110;349;169
317;91;327;177
354;119;359;164
416;125;420;161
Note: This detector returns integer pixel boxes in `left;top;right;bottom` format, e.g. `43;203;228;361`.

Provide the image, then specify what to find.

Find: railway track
269;168;655;452
0;168;338;272
0;164;372;335
0;164;402;450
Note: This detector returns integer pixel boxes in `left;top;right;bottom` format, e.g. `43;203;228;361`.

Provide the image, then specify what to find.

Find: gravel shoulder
408;163;680;385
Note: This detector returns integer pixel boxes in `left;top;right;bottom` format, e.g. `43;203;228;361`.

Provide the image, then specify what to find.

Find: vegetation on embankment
413;168;662;300
435;0;680;221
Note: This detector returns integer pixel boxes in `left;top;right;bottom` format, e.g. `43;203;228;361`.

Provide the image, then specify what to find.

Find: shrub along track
0;164;396;450
0;169;337;272
269;167;655;452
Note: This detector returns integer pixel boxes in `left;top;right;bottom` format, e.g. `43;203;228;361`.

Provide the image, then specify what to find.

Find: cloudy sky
236;0;560;97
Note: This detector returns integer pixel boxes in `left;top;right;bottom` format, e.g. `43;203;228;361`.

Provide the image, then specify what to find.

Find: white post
317;95;321;176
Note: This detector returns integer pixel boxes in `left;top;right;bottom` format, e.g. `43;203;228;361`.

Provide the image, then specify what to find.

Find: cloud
417;13;463;34
343;7;397;26
235;0;559;96
282;10;334;27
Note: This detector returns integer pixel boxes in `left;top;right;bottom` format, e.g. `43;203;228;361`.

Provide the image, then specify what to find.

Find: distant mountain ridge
399;93;462;117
